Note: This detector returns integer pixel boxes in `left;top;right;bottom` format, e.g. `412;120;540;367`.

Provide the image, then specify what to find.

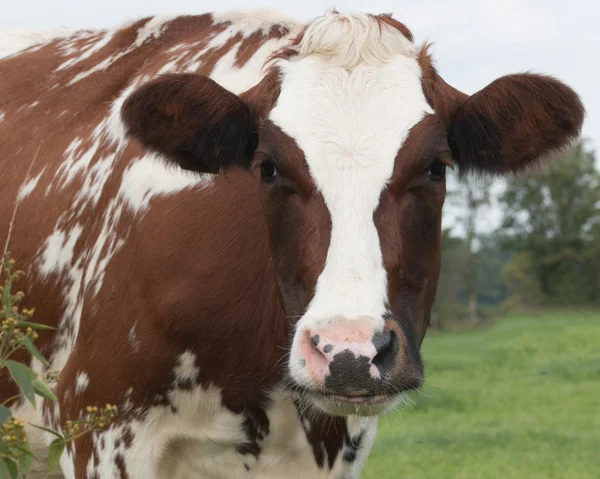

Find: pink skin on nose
300;320;381;386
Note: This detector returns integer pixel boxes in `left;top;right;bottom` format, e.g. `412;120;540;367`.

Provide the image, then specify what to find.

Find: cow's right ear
121;73;257;174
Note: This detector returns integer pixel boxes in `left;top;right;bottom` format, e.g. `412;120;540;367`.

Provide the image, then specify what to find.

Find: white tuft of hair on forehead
287;11;417;69
270;12;434;388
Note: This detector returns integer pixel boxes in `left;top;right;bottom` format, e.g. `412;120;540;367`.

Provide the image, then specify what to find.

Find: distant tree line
432;139;600;327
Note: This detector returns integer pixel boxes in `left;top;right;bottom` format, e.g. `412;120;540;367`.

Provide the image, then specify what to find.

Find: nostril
372;330;391;354
372;330;398;376
304;331;329;380
305;331;327;360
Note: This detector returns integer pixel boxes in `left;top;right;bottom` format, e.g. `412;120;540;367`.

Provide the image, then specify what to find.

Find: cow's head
122;12;584;416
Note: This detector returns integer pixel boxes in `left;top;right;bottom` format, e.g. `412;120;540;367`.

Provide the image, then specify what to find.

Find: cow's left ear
121;73;257;174
431;73;584;175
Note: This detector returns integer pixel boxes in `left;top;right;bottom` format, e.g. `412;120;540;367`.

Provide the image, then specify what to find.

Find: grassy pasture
363;312;600;479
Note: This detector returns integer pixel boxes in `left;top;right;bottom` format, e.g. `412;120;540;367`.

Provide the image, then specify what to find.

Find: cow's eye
429;160;446;178
260;160;277;180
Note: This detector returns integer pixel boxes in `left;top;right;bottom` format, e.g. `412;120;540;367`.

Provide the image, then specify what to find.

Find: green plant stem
64;427;93;442
1;393;22;407
1;344;21;364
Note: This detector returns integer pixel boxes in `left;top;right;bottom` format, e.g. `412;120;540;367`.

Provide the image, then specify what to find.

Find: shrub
0;255;116;478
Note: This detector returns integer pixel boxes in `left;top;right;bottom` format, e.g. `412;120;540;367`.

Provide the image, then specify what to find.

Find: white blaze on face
268;13;433;387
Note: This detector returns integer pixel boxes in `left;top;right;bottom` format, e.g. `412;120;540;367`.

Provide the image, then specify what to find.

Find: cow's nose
309;329;396;372
302;321;399;390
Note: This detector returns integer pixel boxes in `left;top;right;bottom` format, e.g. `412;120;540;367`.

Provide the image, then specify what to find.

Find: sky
3;0;598;234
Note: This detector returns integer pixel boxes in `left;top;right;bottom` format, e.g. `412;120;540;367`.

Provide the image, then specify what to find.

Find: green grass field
362;312;600;479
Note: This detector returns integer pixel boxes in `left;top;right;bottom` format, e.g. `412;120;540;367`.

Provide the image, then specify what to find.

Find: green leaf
21;336;50;366
47;438;65;475
18;451;35;472
5;360;36;408
0;459;8;479
25;366;38;381
30;424;63;439
32;379;58;401
4;459;17;479
15;320;55;331
0;406;10;426
0;442;9;456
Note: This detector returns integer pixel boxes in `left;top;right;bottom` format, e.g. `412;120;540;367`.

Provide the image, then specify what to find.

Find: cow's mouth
307;390;400;417
284;378;406;417
326;393;394;405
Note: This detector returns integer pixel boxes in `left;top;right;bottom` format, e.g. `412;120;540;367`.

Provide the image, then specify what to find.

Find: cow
0;8;584;479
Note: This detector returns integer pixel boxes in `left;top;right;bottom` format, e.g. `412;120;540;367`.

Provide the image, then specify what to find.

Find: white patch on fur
56;137;99;189
132;388;375;479
157;17;298;86
252;391;326;477
157;56;184;75
57;30;100;58
210;34;296;94
75;371;90;395
17;168;45;200
158;7;295;76
50;259;84;371
39;225;83;277
72;360;374;479
0;111;4;122
0;25;74;59
128;325;140;353
56;30;114;71
253;391;378;478
68;51;123;84
212;8;300;35
135;14;175;47
344;415;379;477
81;198;124;297
102;78;145;148
119;154;210;213
79;352;247;478
173;350;199;382
268;13;432;388
71;151;118;215
122;387;134;413
66;16;174;85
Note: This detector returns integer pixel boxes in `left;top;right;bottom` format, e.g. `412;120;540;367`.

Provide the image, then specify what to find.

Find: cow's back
0;10;301;478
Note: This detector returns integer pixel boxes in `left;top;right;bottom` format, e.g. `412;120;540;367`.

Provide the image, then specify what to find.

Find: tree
502;252;544;308
431;228;469;328
446;174;495;323
475;233;510;308
499;139;600;305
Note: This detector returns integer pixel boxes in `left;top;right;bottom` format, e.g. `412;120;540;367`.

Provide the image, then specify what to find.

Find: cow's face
254;48;447;416
122;13;583;417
